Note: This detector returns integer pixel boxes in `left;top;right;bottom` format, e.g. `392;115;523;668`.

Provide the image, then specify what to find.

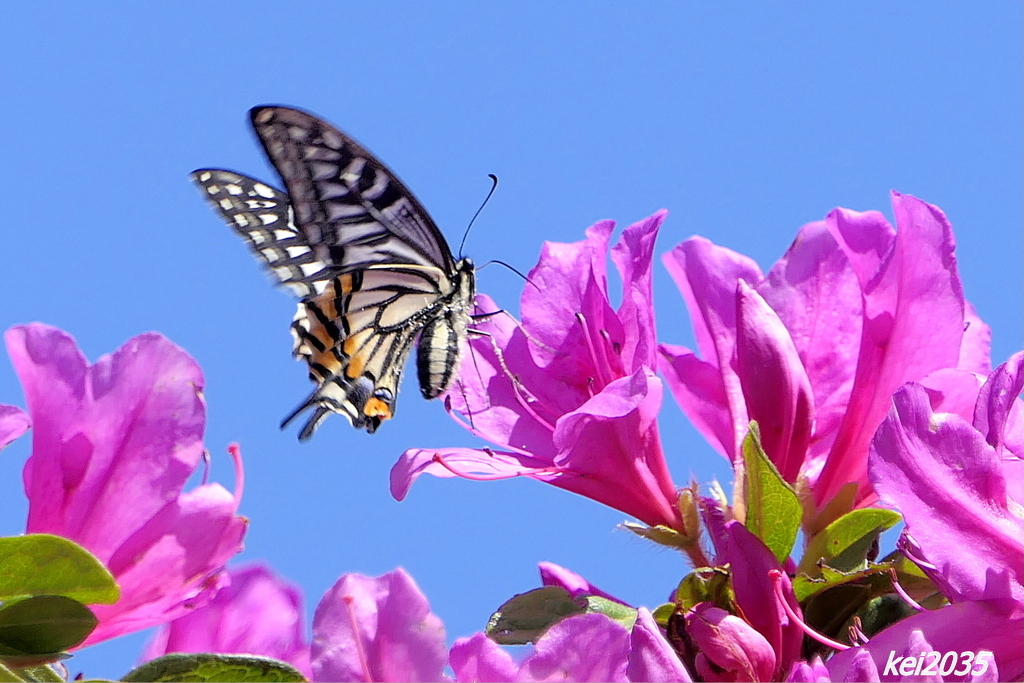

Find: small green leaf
485;587;584;645
674;567;734;612
0;536;118;604
798;509;901;576
581;597;637;630
741;424;801;563
122;654;306;682
622;523;688;549
651;603;674;628
792;560;899;602
0;596;96;656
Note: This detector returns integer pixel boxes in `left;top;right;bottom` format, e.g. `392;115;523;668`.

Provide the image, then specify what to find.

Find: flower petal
627;607;692;682
84;478;247;645
825;602;1021;682
785;655;830;682
311;568;447;683
817;193;968;506
538;562;625;605
390;447;556;502
141;564;311;678
516;613;629;682
757;219;863;473
869;383;1024;605
660;237;762;461
610;211;665;372
959;301;993;374
972;351;1024;459
521;220;625;388
449;633;517;683
736;281;814;483
686;604;775;682
8;324;206;547
550;368;681;529
0;404;29;450
716;521;802;678
657;345;736;460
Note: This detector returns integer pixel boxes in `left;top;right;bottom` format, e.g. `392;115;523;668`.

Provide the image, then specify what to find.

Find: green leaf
486;587;585;645
621;523;688;549
0;660;23;682
674;567;734;612
0;596;95;660
0;536;118;604
651;603;674;628
798;509;901;576
741;424;801;562
792;560;901;602
5;664;64;682
122;654;306;682
581;597;637;630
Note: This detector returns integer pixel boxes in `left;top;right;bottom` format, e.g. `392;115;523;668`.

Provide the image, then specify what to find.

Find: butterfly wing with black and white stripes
192;106;475;437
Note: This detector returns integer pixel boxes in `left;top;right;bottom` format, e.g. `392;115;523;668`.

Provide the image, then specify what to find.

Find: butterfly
192;106;476;437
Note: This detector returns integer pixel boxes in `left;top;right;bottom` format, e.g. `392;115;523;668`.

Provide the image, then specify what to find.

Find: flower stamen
342;593;373;682
768;569;850;651
887;568;925;612
431;452;561;481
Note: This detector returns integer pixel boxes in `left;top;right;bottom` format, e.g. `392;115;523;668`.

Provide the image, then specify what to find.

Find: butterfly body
193;106;475;436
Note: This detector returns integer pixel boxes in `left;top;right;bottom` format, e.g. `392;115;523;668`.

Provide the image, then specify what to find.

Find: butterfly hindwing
194;107;476;437
192;169;337;297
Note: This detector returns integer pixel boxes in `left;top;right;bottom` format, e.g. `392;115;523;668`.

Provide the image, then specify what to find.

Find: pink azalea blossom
392;212;686;534
659;193;989;514
825;355;1024;681
142;564;311;679
311;568;448;682
4;323;247;646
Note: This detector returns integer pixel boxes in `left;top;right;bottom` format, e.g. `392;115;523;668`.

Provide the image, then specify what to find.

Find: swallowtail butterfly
193;106;475;437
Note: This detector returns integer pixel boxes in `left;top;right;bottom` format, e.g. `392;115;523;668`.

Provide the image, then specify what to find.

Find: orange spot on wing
345;353;366;379
343;335;358;355
363;397;392;420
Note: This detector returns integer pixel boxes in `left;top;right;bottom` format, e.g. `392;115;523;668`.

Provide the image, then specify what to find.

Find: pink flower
392;213;685;534
449;609;693;682
142;564;311;679
5;323;247;645
659;193;988;514
311;568;448;682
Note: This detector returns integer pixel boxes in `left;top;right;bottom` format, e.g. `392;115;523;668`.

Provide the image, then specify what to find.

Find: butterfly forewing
250;107;456;272
193;107;475;437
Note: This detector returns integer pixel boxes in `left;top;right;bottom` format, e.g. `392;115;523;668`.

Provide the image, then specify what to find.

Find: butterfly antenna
458;174;499;259
477;259;539;290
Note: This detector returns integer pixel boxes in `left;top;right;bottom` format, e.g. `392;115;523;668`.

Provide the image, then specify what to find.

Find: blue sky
0;4;1020;678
